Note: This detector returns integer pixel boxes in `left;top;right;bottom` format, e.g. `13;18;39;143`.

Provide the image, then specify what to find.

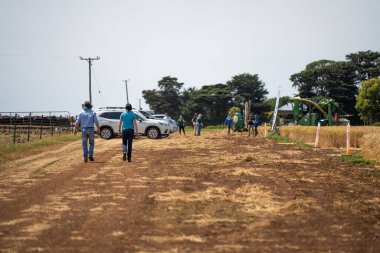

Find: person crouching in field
118;103;138;162
224;115;233;136
177;115;186;135
192;113;198;135
74;101;100;163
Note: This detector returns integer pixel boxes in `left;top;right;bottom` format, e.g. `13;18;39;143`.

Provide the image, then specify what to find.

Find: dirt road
0;131;379;252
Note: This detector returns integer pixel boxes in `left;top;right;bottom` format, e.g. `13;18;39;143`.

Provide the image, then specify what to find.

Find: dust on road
0;131;379;252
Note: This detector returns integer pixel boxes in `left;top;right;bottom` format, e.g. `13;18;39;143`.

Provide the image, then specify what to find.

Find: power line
91;65;104;106
0;53;78;58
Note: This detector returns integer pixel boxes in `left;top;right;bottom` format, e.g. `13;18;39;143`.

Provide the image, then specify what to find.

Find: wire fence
0;111;74;144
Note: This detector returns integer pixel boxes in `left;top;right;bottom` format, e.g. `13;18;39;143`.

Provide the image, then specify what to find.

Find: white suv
96;107;170;139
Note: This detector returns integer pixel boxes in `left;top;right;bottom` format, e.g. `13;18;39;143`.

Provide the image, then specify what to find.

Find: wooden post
13;124;17;144
50;112;53;136
314;122;321;148
346;123;351;156
40;116;43;139
27;112;31;142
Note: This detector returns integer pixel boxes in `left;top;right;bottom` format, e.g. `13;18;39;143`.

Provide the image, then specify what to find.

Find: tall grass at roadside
0;134;81;163
361;132;380;163
279;126;379;162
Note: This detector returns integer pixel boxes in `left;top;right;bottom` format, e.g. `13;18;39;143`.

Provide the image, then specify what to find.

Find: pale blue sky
0;0;379;114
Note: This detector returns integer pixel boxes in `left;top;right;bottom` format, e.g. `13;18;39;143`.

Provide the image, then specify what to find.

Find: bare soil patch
0;131;379;252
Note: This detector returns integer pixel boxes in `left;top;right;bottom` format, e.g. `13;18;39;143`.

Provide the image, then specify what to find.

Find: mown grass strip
268;133;312;148
339;155;377;166
0;134;81;163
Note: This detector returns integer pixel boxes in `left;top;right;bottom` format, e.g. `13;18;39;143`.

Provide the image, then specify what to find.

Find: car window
135;115;144;121
109;112;122;119
133;110;148;120
139;111;153;119
99;112;122;119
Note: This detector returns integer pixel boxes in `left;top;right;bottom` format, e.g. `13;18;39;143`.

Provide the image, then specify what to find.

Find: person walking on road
74;101;100;163
118;103;139;162
196;113;203;136
191;113;198;136
224;115;233;136
177;115;186;135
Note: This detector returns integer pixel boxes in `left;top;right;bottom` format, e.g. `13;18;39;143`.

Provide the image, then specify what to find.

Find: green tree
180;84;233;124
356;78;380;124
227;73;268;105
346;50;380;81
290;60;358;114
142;76;184;118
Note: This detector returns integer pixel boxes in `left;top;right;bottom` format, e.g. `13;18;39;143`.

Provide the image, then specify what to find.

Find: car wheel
146;127;161;139
100;127;113;139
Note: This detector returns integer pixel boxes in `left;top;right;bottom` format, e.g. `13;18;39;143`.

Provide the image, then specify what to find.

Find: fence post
50;112;53;136
40;116;43;139
314;122;321;148
13;124;17;144
346;123;351;156
27;112;31;142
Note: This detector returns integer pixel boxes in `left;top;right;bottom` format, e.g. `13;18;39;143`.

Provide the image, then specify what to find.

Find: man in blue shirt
74;101;100;162
118;103;139;162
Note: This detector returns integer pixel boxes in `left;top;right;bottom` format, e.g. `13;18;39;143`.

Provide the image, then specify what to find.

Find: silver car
96;107;170;139
151;114;178;133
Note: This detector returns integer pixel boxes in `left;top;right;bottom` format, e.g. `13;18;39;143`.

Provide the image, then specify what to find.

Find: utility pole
123;79;129;104
139;98;142;110
80;56;100;103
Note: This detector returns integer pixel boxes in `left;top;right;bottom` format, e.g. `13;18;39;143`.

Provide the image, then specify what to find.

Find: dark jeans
81;127;95;159
122;129;134;158
179;126;185;135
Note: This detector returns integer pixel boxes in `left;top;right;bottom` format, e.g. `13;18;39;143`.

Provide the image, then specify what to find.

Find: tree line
143;50;380;125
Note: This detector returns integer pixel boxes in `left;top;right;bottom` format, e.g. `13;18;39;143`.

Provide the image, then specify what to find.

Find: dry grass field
0;130;379;252
280;126;380;162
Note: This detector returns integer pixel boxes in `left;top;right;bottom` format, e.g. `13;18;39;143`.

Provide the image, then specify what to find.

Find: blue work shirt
225;117;233;127
76;109;98;130
120;111;136;130
254;116;260;127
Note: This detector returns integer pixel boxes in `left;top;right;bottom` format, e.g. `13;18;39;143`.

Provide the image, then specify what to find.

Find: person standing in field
254;114;260;136
118;103;138;162
196;113;203;136
191;113;198;135
224;115;233;136
74;101;100;163
247;114;254;137
233;112;243;135
177;115;186;135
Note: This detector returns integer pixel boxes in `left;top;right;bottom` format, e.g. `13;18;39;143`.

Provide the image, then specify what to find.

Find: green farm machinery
291;97;349;126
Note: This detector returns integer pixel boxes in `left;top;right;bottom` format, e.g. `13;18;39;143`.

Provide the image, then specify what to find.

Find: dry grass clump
141;234;205;243
361;133;380;162
150;184;280;215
